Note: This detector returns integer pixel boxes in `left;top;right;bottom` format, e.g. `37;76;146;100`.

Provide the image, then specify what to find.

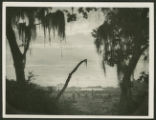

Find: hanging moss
93;8;149;80
11;8;66;48
44;10;65;42
37;9;65;44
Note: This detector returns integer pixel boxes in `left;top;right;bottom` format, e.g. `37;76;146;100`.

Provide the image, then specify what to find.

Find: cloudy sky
6;8;148;87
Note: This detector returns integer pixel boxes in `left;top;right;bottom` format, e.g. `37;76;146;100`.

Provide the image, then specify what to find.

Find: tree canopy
92;8;149;78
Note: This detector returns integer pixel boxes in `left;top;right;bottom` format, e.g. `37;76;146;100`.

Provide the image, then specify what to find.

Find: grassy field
6;78;148;115
53;87;120;115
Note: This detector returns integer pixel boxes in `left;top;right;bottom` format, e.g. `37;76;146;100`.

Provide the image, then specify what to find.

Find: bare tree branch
56;59;87;100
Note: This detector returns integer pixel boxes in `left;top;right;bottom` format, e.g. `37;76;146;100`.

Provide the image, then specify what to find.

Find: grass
58;88;120;115
6;79;59;114
6;79;75;114
6;73;148;115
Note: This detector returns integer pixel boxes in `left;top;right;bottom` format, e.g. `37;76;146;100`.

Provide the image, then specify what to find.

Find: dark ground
6;77;148;115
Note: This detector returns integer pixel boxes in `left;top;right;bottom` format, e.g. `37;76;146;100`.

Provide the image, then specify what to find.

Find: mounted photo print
2;2;154;119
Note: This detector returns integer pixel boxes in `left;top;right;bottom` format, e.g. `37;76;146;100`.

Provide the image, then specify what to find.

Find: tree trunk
6;10;25;84
14;59;25;84
56;59;87;100
119;46;148;114
119;74;133;114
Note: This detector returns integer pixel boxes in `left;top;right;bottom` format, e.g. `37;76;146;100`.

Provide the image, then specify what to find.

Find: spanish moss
39;10;66;44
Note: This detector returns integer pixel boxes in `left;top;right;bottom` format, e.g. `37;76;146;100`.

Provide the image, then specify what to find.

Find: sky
6;8;148;88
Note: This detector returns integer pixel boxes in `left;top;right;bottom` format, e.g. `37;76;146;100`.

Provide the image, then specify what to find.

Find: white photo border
2;2;154;119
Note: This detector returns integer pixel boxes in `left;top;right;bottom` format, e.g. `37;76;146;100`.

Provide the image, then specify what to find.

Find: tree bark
14;60;25;84
56;59;87;100
119;73;133;114
6;10;25;84
119;46;148;114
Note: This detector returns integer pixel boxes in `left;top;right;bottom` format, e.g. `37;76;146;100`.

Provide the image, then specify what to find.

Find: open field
6;79;148;115
52;87;120;115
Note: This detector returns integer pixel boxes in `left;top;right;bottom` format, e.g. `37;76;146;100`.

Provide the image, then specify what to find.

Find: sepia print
3;2;154;119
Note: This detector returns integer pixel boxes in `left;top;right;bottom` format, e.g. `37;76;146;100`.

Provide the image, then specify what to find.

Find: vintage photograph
3;2;154;118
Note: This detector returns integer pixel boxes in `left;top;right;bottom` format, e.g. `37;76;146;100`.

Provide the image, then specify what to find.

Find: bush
131;72;149;115
6;79;60;114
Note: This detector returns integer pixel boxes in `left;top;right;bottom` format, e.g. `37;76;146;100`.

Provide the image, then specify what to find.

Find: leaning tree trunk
56;59;87;100
6;10;26;84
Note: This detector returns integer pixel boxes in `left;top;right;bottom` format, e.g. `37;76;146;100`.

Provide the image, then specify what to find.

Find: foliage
92;8;149;75
7;7;66;48
8;7;98;44
6;79;56;114
64;7;97;22
6;79;75;114
27;71;36;82
37;8;65;42
131;72;149;115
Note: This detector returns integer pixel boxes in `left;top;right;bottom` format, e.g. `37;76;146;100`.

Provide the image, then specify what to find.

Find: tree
6;7;97;84
92;8;149;114
6;7;66;84
6;7;95;101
